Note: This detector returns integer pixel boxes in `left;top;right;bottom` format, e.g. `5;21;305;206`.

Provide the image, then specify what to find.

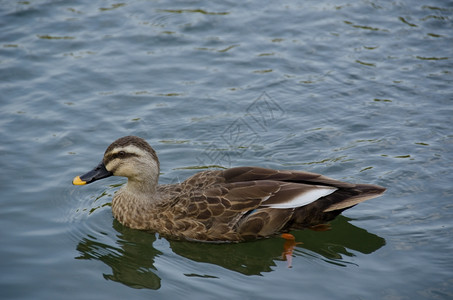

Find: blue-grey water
1;0;452;299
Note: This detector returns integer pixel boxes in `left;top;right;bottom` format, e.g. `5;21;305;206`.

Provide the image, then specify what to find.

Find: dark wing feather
222;166;355;188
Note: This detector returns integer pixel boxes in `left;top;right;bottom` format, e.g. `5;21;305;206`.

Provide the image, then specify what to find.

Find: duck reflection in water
75;216;385;289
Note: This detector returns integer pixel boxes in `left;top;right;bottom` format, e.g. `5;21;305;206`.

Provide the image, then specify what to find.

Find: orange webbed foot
281;233;303;268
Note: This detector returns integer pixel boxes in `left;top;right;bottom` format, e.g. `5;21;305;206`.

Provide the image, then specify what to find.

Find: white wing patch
265;186;337;209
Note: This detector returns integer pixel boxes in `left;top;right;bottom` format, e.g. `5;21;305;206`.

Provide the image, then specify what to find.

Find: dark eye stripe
104;152;139;164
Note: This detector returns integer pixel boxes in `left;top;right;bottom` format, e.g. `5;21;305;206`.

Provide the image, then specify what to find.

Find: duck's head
73;136;160;186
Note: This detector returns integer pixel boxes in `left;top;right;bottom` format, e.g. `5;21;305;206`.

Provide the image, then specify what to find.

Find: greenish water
1;0;452;299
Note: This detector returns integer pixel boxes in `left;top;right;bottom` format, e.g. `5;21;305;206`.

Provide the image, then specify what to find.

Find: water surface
1;0;452;299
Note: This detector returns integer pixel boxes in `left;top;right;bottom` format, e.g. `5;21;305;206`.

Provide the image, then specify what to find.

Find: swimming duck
73;136;385;242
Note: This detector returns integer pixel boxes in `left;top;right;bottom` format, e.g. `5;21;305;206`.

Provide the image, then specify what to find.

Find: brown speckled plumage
74;136;386;242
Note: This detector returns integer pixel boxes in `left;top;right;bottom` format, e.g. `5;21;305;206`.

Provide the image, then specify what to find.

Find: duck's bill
72;161;113;185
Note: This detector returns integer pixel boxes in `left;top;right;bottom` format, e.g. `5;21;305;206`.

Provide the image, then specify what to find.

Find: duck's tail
287;183;386;229
323;183;386;212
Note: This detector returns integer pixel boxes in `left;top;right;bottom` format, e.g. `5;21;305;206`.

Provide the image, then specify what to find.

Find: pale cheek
105;160;124;176
116;165;137;178
105;161;117;173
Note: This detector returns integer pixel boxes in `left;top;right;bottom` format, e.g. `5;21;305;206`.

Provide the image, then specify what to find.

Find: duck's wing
189;179;333;240
180;167;385;241
221;166;385;211
218;167;385;239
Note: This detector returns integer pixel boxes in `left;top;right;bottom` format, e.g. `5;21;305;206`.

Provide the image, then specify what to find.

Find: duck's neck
112;177;160;230
124;177;158;199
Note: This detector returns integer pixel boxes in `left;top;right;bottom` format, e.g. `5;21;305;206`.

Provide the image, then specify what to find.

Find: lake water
1;0;452;299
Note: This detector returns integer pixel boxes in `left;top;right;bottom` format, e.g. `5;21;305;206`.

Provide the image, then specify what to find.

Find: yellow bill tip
72;176;86;185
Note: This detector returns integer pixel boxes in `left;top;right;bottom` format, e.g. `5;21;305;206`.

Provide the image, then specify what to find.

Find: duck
73;136;385;242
